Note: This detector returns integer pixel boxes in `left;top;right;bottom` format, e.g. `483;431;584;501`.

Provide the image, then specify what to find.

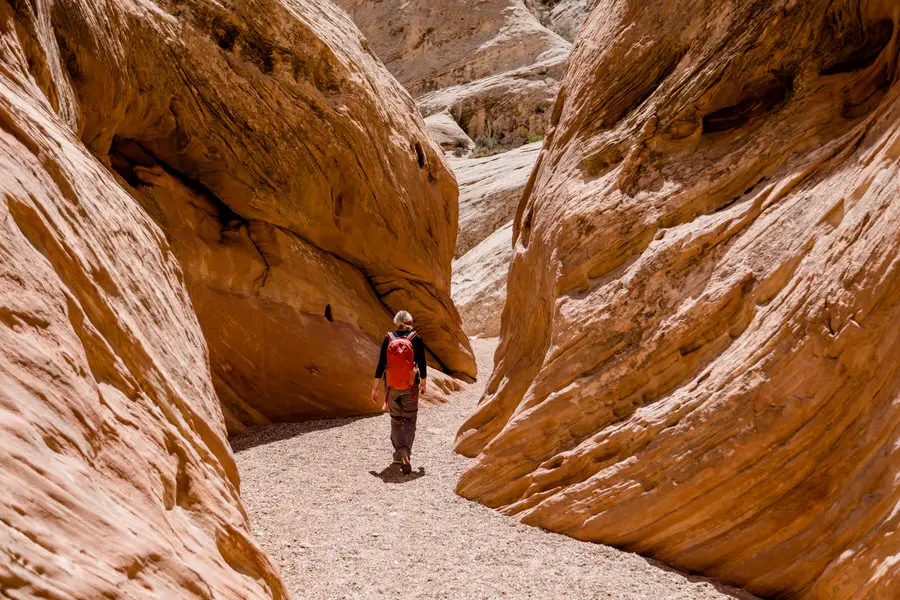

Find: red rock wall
456;1;900;598
0;1;284;595
50;0;475;429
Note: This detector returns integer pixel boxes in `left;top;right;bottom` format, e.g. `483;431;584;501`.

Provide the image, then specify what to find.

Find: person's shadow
369;463;426;483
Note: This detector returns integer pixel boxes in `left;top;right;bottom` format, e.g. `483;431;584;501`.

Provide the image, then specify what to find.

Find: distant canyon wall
456;0;900;598
337;0;576;145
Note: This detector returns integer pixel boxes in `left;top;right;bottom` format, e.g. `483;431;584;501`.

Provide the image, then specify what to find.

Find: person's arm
372;336;388;403
414;336;427;393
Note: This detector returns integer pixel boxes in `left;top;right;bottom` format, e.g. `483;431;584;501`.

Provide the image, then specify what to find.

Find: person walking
372;310;427;474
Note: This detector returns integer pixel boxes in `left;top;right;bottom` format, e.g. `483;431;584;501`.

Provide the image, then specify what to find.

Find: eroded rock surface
451;142;541;339
337;0;570;144
453;142;541;256
425;110;476;156
527;0;592;41
53;0;474;429
452;222;514;339
456;1;900;598
0;1;284;595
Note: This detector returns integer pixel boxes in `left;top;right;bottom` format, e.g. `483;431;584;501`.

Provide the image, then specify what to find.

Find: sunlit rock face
48;0;475;431
527;0;593;41
336;0;571;145
451;143;543;339
456;1;900;598
0;0;285;595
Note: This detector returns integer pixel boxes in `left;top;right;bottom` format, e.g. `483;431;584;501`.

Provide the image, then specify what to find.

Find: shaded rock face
456;1;900;598
336;0;570;144
50;0;474;429
0;1;284;596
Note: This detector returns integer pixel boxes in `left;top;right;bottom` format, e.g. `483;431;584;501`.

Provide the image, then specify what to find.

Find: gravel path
232;338;757;600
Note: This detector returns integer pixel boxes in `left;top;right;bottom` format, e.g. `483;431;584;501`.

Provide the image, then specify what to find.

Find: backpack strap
387;332;396;341
406;331;417;341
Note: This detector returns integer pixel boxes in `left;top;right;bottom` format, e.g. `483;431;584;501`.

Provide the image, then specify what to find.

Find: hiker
372;310;427;474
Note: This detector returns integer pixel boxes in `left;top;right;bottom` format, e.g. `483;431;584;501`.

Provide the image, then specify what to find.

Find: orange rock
456;1;900;598
49;0;474;429
0;1;283;595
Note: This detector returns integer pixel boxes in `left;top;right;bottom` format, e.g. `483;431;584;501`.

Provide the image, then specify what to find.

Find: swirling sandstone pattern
456;1;900;597
49;0;474;429
0;1;284;595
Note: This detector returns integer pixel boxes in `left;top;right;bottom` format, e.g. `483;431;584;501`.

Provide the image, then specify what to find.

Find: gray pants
387;385;419;461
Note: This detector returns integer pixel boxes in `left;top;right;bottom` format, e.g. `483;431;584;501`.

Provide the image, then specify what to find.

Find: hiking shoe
400;454;412;475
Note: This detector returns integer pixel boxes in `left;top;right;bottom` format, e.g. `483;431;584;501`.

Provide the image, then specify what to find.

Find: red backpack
385;331;418;390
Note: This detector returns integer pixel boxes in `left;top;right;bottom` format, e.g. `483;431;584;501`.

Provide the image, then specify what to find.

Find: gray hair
393;310;414;330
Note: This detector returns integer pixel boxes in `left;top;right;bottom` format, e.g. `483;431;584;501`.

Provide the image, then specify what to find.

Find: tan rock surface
527;0;592;41
424;110;475;156
336;0;570;143
453;141;541;256
0;1;284;595
452;222;514;338
52;0;474;428
456;1;900;598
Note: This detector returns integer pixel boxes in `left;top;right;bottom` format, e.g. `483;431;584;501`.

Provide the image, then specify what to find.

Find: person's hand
371;381;380;405
419;379;426;395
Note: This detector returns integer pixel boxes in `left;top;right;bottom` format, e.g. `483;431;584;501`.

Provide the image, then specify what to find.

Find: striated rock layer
451;143;541;339
50;0;474;429
0;1;285;596
452;222;514;339
527;0;593;41
336;0;570;144
457;1;900;598
453;142;542;257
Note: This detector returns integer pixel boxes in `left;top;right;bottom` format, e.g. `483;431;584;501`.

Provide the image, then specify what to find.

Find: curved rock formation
336;0;570;144
425;110;476;156
51;0;474;429
451;143;541;339
452;222;514;339
453;142;542;257
456;1;900;598
0;1;284;595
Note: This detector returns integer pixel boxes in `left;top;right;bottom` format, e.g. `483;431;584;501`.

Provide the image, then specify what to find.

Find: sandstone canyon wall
48;0;474;430
451;143;542;338
336;0;571;146
456;1;900;598
0;1;285;595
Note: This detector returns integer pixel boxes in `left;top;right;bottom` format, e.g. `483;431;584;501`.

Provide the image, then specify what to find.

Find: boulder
453;142;542;256
52;0;474;429
0;1;284;595
336;0;570;143
425;110;475;156
452;222;514;338
456;1;900;598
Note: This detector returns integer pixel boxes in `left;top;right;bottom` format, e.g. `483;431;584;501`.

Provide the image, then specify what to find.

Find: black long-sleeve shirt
374;330;427;380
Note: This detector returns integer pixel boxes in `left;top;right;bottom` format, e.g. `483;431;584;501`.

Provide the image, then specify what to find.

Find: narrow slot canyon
1;0;897;599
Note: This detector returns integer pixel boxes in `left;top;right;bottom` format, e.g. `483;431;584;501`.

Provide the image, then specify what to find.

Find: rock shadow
230;415;378;452
369;463;426;484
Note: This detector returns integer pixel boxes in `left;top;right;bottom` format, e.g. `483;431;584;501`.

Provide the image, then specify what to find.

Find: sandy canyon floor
232;338;757;599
